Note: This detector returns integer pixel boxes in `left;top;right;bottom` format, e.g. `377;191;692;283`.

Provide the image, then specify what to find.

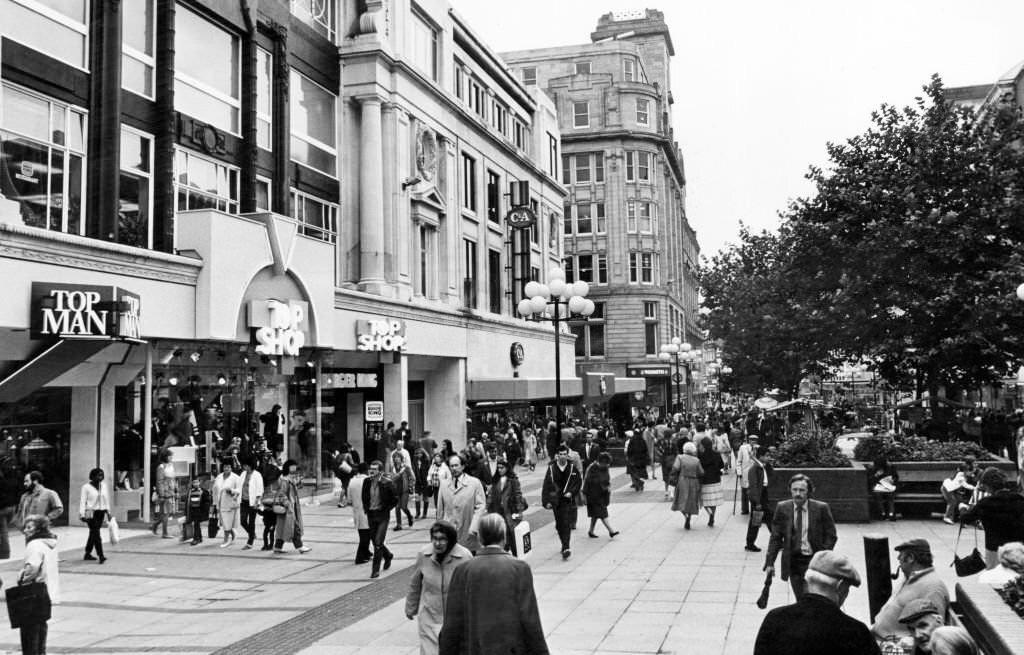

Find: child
186;477;211;545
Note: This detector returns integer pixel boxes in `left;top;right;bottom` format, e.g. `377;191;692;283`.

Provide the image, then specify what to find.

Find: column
382;358;408;428
69;384;116;526
359;97;387;294
424;359;466;450
86;0;122;242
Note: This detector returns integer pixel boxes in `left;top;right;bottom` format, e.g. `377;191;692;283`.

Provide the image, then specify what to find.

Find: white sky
451;0;1024;260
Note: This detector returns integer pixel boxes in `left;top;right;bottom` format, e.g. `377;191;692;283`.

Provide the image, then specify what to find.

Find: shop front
626;363;671;421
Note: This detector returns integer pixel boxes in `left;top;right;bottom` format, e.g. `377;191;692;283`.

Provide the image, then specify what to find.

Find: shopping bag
332;477;343;497
513;520;532;560
5;582;51;629
208;516;219;539
750;509;764;527
952;524;986;577
107;516;120;545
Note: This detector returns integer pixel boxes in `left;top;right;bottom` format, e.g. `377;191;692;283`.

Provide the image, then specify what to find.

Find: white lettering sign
255;300;306;356
355;319;406;352
40;290;108;337
365;401;384;422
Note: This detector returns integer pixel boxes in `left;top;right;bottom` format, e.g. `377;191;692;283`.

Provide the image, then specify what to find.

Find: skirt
586;503;609;519
701;482;724;508
672;477;702;515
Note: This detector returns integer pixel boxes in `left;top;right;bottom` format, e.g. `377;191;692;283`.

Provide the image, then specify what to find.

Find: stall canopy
764;398;830;412
895;396;973;409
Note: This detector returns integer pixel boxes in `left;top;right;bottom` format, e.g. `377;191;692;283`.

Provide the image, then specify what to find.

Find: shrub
853;435;994;462
996;574;1024;619
762;427;852;469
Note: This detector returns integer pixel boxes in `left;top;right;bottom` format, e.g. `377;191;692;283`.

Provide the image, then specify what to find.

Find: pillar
69;384;116;527
382;357;408;428
424;359;466;450
86;0;122;242
359;96;387;294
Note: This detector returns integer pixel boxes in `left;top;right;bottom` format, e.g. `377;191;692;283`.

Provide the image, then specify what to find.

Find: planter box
956;580;1024;655
768;461;870;522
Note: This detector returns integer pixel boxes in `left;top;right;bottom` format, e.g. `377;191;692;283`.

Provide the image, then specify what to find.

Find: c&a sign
249;299;309;357
30;283;142;341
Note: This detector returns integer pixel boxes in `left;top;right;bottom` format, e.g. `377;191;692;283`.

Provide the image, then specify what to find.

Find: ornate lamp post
659;338;697;414
518;267;595;436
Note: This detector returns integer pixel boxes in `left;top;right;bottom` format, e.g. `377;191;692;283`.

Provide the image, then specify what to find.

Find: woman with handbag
17;514;58;655
212;459;242;548
582;453;618;539
870;454;899;521
78;467;110;563
485;459;527;555
959;467;1024;568
272;459;311;555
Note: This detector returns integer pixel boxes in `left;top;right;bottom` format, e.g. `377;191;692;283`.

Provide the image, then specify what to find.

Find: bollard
864;534;893;623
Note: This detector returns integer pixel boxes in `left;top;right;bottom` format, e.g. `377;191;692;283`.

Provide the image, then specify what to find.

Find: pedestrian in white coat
435;455;485;552
348;464;371;564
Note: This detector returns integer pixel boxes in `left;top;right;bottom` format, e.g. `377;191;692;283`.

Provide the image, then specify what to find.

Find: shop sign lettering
334;373;379;388
356;319;406;352
30;283;142;341
251;299;307;357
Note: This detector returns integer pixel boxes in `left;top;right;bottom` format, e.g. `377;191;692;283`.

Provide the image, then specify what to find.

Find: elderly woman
19;514;59;655
697;436;724;528
405;520;473;655
670;441;704;530
583;452;619;538
271;459;311;555
929;627;979;655
978;541;1024;586
960;467;1024;568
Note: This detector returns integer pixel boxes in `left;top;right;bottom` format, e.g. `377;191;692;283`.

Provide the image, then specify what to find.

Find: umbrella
756;568;774;609
754;397;778;410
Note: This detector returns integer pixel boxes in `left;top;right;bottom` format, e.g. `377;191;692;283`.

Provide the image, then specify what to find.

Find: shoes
684;520;691;530
337;504;345;508
943;517;955;525
745;545;762;552
588;532;598;538
887;515;897;522
355;558;370;565
383;552;394;570
370;571;380;579
161;535;172;539
84;554;97;561
260;545;272;551
191;540;201;546
151;524;158;535
561;549;572;560
219;542;231;548
609;531;619;538
99;556;106;564
273;549;285;554
394;525;403;531
242;544;253;550
298;546;312;554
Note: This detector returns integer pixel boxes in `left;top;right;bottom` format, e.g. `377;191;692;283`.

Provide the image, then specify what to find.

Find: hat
897;599;941;624
748;434;760;440
895;539;931;557
808;550;861;587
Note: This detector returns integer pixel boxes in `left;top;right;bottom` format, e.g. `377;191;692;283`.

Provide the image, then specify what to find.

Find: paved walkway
0;468;967;654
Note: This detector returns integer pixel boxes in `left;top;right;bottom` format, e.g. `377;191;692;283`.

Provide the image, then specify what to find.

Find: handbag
667;456;681;487
5;582;51;629
952;524;987;577
107;516;120;545
750;509;764;527
339;458;353;475
873;476;896;493
208;515;219;539
513;520;532;559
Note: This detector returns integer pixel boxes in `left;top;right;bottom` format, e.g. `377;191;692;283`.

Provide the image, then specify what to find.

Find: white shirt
795;503;812;555
79;481;110;516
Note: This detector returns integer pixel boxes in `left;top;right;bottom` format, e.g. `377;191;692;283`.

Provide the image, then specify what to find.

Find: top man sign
30;283;142;341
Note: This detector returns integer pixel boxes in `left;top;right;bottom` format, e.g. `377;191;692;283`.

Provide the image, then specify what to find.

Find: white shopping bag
107;516;120;545
513;520;532;560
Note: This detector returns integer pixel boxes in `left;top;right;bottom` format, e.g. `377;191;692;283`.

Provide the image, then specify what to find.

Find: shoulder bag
952;523;986;577
6;582;50;629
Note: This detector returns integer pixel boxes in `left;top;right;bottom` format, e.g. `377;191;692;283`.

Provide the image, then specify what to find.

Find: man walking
361;460;397;578
542;445;582;560
754;550;880;655
735;435;759;515
764;473;837;598
436;455;486;552
348;462;371;564
745;440;769;552
438;513;548;655
871;539;950;642
16;471;63;529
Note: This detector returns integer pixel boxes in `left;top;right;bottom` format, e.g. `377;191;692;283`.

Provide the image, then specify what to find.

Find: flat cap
897;599;941;624
895;539;932;556
808;550;861;587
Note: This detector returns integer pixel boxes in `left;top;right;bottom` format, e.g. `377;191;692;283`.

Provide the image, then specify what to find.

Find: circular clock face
416;129;437;181
510;342;525;366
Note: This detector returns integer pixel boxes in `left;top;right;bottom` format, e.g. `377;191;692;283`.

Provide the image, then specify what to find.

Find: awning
895;396;973;409
0;339;112;403
467;377;583;403
765;398;831;412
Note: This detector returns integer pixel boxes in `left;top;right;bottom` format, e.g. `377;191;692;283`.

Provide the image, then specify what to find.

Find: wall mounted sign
249;299;308;357
626;365;670;378
509;342;525;366
325;371;381;389
356;319;406;352
506;206;536;229
30;282;142;341
364;400;384;422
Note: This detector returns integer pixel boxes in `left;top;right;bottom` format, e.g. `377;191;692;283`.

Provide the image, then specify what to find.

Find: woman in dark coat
960;467;1024;568
697;436;724;528
624;430;650;491
412;448;432;519
485;459;527;555
582;452;619;538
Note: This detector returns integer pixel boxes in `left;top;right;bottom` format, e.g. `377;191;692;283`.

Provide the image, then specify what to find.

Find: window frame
290;187;339;243
623;57;636;82
122;0;155;98
597;255;608;284
409;6;439;81
575;203;592;235
595;202;606;234
1;0;89;70
174;5;241;134
290;0;335;42
521;67;537;85
636;98;649;125
461;152;478;212
118;125;154;248
289;68;338;176
572;101;590;129
255;46;273;150
174;147;240;216
574;61;591;75
643;300;658;355
486;169;500;223
463;238;478;309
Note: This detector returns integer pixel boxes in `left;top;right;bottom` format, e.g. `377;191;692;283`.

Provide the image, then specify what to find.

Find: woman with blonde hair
929;626;978;655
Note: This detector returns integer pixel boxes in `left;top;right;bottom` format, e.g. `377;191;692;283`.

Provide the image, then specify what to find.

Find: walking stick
731;470;739;515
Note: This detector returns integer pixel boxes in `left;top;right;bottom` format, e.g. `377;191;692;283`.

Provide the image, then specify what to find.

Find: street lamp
659;338;697;414
518;267;595;436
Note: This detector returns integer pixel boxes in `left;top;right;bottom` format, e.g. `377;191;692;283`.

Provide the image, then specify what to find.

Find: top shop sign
30;283;142;341
356;319;406;352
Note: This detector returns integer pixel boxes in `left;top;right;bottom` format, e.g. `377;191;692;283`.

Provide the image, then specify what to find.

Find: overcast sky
451;0;1024;260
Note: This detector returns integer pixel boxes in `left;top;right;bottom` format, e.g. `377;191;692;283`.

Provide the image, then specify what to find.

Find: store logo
250;299;307;357
31;283;142;341
356;319;406;352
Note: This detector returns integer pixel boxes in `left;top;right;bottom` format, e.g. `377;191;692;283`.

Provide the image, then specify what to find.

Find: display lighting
217;373;227;386
167;374;179;386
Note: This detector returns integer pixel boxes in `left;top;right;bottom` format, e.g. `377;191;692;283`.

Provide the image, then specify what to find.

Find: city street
0;466;965;655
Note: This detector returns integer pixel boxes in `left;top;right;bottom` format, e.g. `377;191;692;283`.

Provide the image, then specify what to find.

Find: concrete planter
956;580;1024;655
768;461;870;522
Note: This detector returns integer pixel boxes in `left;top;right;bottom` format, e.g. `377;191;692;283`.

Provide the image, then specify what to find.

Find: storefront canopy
895;396;973;409
765;398;831;412
0;339;112;403
467;376;645;403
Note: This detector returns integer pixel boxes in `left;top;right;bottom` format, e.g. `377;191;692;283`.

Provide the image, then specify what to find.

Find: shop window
255;47;273;150
174;148;239;214
118;127;153;248
290;70;337;176
0;0;88;69
175;5;241;133
291;0;335;41
290;188;337;243
573;101;589;128
409;7;438;81
0;83;86;234
122;0;155;97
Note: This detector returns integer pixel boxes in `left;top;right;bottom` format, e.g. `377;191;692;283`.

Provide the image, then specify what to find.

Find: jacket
17;485;64;528
238;469;265;505
959;490;1024;551
438;546;548;655
582;463;611;507
870;566;950;641
754;593;880;655
361;474;399;514
406;543;473;655
541;462;582;508
436;474;486;551
486;474;526;518
78;481;110;517
21;534;60;605
765;499;837;581
348;474;369;530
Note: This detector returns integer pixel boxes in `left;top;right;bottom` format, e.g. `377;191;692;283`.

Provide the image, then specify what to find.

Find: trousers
367;509;392;573
240;501;259;545
552;502;573;552
84;509;106;559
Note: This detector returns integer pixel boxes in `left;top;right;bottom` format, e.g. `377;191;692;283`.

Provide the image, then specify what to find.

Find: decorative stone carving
415;126;438;182
358;0;388;35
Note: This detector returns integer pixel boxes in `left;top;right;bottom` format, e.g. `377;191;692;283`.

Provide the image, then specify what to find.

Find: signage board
626;365;670;378
249;299;309;357
509;342;525;366
30;282;142;341
364;400;384;422
356;319;406;352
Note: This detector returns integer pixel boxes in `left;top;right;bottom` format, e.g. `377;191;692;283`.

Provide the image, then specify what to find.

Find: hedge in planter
853;435;994;463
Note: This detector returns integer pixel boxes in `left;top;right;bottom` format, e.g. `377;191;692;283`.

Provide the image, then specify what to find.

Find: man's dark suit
754;593;881;655
576;441;602;468
361;475;398;575
765;498;837;597
745;458;769;548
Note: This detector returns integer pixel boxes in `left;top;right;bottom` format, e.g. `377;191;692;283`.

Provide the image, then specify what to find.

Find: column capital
354;94;385;107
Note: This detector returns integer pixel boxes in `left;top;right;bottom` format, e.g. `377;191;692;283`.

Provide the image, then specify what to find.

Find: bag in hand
5;582;51;629
750;509;764;527
952;524;987;577
208;515;219;539
107;516;120;545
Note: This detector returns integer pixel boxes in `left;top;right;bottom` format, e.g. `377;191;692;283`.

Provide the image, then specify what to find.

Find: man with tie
576;431;602;469
764;473;838;598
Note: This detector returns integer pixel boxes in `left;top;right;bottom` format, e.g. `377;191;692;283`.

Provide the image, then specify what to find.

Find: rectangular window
122;0;155;96
417;224;435;297
486;170;500;223
174;149;239;214
641;252;653;283
629;253;638;283
574;61;591;75
627;200;636;232
455;65;464;100
522;67;537;85
461;153;477;211
291;0;335;41
561;154;571;185
175;6;241;133
574;154;590;183
562;203;573;237
564;256;575;283
255;47;272;149
492;100;508;135
595;203;606;234
256;177;270;211
589;301;605;357
290;70;337;175
578;255;593;282
637;151;651;181
0;0;88;68
291;189;338;243
409;8;438;80
463;239;478;309
573;101;589;128
624;57;635;82
644;301;658;355
531;266;540;281
639;202;653;232
626;151;634;181
636;98;649;125
118;127;152;248
548;134;558;178
0;83;86;235
595;153;604;183
513;120;526;150
530;199;540;245
488;249;502;314
597;255;608;284
575;203;592;235
549;211;559;249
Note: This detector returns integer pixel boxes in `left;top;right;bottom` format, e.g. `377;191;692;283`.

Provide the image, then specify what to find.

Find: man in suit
576;431;602;469
744;439;769;552
361;460;397;578
764;473;838;598
438;513;549;655
754;550;880;655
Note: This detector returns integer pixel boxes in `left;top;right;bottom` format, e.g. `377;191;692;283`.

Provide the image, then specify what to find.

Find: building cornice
0;222;202;285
